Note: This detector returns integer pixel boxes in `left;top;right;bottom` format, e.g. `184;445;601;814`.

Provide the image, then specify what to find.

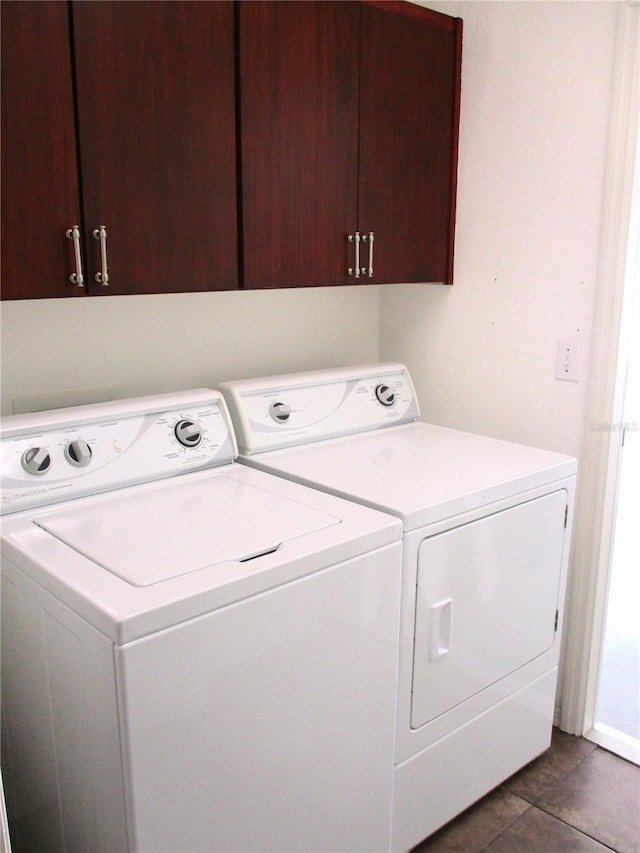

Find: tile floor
412;728;640;853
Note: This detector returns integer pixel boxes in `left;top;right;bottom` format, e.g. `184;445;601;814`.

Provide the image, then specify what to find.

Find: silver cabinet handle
92;226;110;286
362;232;374;277
348;232;361;278
65;226;85;287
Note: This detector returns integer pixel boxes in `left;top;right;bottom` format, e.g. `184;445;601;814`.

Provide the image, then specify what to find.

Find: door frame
559;2;639;741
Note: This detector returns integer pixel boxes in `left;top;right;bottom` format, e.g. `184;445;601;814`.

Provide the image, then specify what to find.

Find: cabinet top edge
362;0;462;29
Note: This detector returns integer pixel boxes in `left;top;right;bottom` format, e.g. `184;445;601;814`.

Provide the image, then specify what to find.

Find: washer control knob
21;447;51;476
65;439;92;468
269;401;291;423
174;419;203;447
375;383;395;407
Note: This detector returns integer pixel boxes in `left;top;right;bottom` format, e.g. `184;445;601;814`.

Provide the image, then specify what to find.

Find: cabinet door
359;2;462;284
1;1;84;300
239;1;359;289
72;1;238;295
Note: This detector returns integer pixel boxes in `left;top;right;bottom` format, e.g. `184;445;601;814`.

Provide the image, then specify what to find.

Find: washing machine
0;388;403;853
219;363;578;852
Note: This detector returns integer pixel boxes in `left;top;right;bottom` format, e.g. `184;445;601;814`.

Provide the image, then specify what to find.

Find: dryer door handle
429;598;452;660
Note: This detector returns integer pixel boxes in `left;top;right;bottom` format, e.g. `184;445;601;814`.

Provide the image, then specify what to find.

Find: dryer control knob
174;419;203;447
21;447;51;476
269;401;291;423
65;439;93;467
375;383;395;407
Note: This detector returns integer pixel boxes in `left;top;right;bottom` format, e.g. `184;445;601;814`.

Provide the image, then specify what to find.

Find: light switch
555;340;581;382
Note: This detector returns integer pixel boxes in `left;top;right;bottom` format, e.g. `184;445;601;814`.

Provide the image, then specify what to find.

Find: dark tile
537;747;640;853
502;728;597;803
411;788;529;853
485;806;613;852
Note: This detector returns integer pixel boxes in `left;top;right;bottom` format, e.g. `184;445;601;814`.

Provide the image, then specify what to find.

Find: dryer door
411;490;567;729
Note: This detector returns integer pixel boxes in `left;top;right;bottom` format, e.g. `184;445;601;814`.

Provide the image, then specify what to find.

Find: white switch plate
556;340;581;382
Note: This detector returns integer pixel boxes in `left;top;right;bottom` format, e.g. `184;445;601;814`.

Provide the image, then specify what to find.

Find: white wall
0;286;380;415
382;1;618;459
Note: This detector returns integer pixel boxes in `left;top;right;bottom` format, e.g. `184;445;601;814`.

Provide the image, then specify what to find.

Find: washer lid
35;475;340;586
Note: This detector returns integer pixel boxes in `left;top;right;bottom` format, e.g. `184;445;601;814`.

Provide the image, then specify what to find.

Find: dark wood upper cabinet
1;1;82;300
359;2;461;285
1;0;238;299
1;0;461;300
239;1;360;289
72;1;238;296
239;0;462;289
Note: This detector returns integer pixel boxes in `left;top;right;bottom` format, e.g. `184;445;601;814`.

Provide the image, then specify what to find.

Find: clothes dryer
219;364;577;852
1;389;402;853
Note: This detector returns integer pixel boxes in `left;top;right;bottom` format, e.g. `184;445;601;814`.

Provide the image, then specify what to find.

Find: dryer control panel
219;363;419;455
0;389;237;514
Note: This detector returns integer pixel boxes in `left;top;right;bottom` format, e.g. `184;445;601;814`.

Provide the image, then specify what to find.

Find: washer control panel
219;363;419;455
1;389;237;514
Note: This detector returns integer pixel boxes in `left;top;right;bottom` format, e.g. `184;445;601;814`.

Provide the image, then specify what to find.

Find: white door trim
559;1;640;735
